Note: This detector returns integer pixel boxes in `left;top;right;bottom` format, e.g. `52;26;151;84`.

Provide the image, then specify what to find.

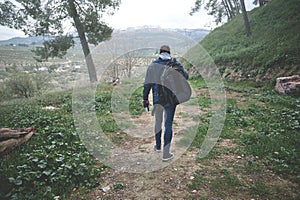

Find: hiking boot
154;145;161;152
162;153;174;162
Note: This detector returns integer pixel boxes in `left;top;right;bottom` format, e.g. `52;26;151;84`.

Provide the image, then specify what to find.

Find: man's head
160;45;171;54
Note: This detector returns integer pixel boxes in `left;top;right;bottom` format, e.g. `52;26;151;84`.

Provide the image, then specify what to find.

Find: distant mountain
0;28;210;46
174;28;210;42
0;35;54;46
114;27;210;42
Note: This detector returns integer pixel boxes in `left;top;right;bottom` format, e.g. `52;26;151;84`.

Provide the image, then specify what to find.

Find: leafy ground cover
0;77;299;199
1;1;299;198
0;90;108;199
187;77;299;199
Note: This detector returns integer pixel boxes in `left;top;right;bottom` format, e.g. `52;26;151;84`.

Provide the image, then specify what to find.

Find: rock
0;127;35;157
42;106;58;110
102;185;111;193
275;75;300;96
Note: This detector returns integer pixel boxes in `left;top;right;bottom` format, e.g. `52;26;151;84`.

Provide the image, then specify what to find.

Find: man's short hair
160;45;171;54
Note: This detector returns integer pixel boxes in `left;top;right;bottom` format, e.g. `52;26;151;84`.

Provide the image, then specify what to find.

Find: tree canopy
0;0;121;82
190;0;251;36
190;0;241;24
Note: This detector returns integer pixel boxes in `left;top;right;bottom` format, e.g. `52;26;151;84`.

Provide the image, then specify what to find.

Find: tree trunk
222;0;233;20
240;0;251;37
67;0;97;82
259;0;264;7
226;0;234;16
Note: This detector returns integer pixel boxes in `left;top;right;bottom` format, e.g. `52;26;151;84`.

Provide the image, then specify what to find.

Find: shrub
5;73;36;98
4;72;51;99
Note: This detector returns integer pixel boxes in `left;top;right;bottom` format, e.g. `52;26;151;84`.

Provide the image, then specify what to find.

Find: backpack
161;58;192;105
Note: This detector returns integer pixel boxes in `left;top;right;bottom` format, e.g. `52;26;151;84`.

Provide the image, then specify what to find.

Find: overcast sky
0;0;256;41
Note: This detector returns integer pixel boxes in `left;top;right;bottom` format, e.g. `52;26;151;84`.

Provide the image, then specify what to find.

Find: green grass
0;45;84;67
248;179;269;197
1;3;300;196
210;169;242;194
129;86;144;116
199;0;300;80
0;46;36;65
188;74;208;89
0;84;131;199
189;80;299;199
0;92;104;199
1;75;299;199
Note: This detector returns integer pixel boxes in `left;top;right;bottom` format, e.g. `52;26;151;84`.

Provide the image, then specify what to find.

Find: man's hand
141;100;149;107
142;100;150;112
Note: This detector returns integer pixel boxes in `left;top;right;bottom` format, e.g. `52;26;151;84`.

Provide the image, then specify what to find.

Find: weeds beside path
1;80;299;199
72;83;299;199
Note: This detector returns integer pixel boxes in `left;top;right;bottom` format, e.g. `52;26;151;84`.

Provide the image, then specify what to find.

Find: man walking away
142;45;188;161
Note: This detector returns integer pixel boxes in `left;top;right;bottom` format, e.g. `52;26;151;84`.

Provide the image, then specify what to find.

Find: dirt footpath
71;90;299;200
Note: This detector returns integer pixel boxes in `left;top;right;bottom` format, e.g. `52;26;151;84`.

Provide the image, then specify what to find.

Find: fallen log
0;127;35;157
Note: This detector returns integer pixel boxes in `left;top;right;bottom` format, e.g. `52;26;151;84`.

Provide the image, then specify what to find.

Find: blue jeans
154;103;176;155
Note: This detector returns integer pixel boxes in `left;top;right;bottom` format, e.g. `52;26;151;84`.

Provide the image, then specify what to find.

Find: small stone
237;156;242;159
102;185;111;193
190;176;195;180
192;190;197;193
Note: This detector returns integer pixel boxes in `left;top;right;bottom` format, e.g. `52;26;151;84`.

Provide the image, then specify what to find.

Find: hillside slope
200;0;300;82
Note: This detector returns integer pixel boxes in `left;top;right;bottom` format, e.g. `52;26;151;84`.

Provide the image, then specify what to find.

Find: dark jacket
143;56;188;105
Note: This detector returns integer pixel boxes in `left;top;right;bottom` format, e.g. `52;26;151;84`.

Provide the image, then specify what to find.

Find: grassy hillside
200;0;300;81
0;1;299;198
